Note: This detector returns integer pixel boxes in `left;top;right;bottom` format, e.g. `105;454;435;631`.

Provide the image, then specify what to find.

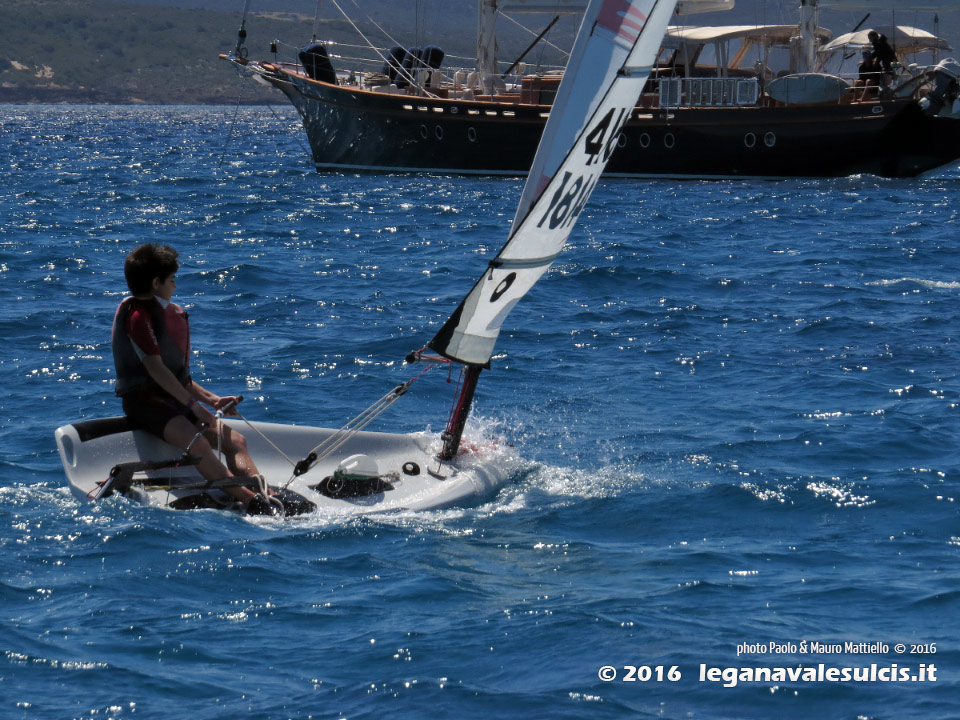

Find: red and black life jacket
111;296;191;397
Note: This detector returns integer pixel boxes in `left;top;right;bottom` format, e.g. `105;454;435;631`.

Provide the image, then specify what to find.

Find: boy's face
152;273;177;301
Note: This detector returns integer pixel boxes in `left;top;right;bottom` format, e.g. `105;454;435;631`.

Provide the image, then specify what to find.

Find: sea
1;104;958;719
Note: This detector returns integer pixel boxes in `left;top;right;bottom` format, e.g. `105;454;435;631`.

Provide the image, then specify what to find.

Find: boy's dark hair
124;244;179;295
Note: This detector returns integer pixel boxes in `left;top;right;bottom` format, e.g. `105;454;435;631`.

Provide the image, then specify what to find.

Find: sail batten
429;0;679;367
619;64;655;76
492;253;563;269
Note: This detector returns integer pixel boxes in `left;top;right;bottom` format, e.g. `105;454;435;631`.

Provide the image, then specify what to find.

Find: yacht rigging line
333;0;438;97
498;10;571;60
502;14;561;78
263;99;314;161
217;79;249;173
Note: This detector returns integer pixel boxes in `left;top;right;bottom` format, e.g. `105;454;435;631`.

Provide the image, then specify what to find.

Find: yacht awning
664;24;832;47
820;25;951;54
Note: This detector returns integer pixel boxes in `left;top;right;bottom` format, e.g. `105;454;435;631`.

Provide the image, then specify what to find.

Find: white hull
55;417;512;515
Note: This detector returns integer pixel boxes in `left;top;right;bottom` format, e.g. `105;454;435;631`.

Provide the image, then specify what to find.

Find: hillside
0;0;493;104
0;0;572;104
2;0;957;104
2;1;269;103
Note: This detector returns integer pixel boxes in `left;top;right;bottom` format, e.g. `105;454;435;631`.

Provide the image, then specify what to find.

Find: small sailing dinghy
55;0;678;516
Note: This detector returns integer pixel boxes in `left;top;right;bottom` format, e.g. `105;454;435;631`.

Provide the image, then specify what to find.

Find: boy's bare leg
163;416;258;506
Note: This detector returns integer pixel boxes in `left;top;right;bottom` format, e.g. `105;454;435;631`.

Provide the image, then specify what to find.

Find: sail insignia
429;0;678;367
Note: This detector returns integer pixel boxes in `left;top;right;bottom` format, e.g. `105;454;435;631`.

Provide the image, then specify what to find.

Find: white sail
431;0;679;366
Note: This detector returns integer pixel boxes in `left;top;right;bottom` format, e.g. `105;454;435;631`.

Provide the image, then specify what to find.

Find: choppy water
1;105;959;719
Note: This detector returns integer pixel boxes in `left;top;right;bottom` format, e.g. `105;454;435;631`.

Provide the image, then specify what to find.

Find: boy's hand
214;396;242;416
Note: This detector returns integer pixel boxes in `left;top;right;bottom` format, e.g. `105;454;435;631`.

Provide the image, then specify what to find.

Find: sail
430;0;679;366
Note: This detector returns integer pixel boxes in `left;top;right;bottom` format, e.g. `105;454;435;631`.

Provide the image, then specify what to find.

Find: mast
478;0;589;91
796;0;819;74
478;0;499;89
431;0;681;459
440;367;482;461
235;0;252;56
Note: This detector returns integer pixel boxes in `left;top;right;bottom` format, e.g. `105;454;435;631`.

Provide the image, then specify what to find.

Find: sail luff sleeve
429;0;679;367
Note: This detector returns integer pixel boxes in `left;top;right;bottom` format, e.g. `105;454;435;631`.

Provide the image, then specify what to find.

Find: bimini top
820;25;952;54
663;24;833;48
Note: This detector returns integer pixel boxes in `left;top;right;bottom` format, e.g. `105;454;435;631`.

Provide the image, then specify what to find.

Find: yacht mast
477;0;587;89
796;0;819;74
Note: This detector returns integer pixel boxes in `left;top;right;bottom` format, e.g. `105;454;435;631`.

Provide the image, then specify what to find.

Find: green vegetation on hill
1;0;349;103
1;0;580;104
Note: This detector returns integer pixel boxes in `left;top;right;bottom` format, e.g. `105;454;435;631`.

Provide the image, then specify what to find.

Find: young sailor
112;243;273;514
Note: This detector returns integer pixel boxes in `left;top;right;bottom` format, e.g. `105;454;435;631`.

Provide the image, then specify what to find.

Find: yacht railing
659;77;760;108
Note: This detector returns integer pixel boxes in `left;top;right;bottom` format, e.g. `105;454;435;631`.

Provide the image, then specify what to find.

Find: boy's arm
185;378;242;416
141;355;216;424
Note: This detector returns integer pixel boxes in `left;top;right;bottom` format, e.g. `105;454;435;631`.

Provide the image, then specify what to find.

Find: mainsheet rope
222;360;442;490
94;362;446;504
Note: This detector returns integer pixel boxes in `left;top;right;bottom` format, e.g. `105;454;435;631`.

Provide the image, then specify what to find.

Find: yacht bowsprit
224;0;960;179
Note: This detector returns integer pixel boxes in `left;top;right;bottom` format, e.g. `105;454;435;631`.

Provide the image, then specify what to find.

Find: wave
866;277;960;290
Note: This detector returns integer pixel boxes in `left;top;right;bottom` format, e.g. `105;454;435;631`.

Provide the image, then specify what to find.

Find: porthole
663;132;675;149
639;132;651;149
467;126;478;143
617;133;627;148
763;131;776;147
744;132;757;148
419;124;428;139
435;125;444;140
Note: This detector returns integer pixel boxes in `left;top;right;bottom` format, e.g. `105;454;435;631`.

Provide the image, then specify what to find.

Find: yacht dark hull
268;70;960;179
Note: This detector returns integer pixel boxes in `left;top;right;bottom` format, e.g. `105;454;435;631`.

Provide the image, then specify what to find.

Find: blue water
2;105;959;719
